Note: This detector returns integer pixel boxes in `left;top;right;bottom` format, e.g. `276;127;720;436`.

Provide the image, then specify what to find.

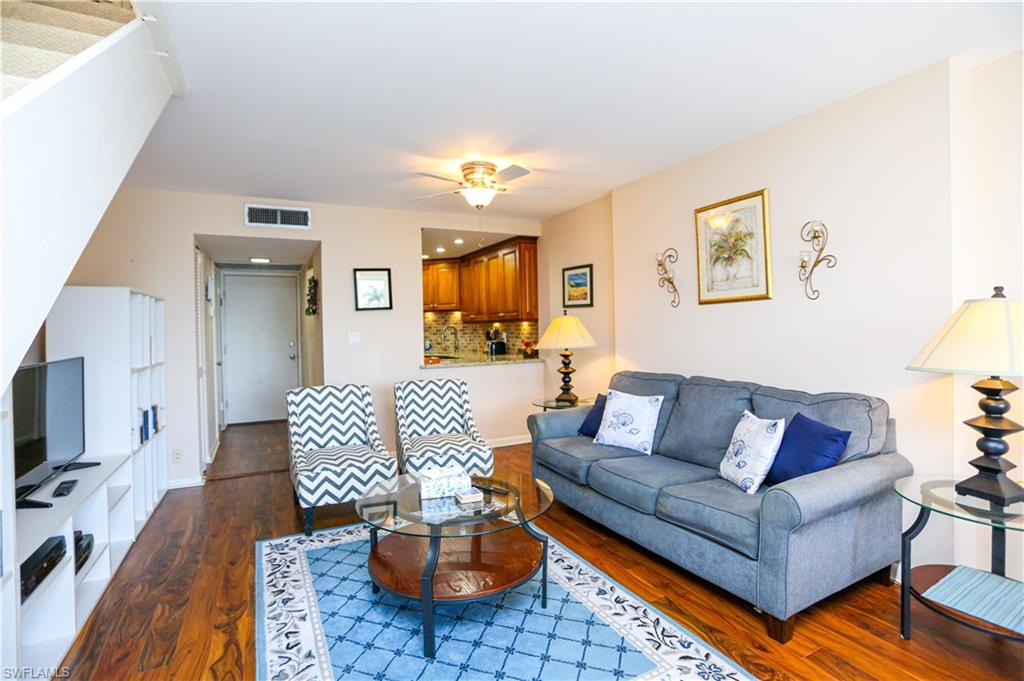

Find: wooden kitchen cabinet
427;237;538;321
422;259;460;311
456;237;537;322
460;256;487;320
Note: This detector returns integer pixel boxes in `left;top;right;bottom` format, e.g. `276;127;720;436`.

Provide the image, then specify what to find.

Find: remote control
53;480;78;498
473;484;510;496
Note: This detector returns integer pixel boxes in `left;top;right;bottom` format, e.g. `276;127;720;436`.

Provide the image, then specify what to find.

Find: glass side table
893;475;1023;642
531;397;594;412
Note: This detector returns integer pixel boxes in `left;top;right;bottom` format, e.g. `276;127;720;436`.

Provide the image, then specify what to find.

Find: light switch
347;331;361;345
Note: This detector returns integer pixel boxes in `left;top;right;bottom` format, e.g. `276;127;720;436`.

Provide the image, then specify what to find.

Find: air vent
244;203;312;230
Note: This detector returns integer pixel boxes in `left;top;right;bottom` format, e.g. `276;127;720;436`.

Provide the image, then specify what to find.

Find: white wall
539;195;617;399
606;57;1021;574
1;21;171;393
69;188;542;482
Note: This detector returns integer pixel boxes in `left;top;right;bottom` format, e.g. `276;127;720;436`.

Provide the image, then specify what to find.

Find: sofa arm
527;407;590;443
762;451;914;530
757;451;914;621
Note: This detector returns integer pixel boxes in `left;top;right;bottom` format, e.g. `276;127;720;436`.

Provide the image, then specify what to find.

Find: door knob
289;353;296;360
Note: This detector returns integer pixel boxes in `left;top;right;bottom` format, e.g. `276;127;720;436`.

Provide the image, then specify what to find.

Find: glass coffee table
354;470;554;658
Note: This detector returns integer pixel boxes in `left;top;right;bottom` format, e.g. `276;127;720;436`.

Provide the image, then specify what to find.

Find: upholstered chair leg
303;507;315;536
871;563;895;586
765;613;796;643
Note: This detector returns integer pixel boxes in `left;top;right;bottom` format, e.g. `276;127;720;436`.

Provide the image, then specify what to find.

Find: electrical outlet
172;449;183;463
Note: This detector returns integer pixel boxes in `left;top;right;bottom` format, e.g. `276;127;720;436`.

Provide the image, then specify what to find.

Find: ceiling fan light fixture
462;186;497;209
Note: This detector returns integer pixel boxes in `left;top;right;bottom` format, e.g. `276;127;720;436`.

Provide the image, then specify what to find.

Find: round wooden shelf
368;528;543;601
910;564;1023;640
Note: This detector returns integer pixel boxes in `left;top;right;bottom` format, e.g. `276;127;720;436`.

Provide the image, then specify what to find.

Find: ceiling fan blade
501;185;551;197
416;171;465;184
410;189;462;201
494;164;530;183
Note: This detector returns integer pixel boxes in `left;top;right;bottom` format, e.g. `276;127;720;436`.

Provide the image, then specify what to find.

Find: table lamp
537;311;597;405
907;286;1023;506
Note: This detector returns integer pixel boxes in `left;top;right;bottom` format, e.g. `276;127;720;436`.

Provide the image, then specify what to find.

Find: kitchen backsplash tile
424;311;538;356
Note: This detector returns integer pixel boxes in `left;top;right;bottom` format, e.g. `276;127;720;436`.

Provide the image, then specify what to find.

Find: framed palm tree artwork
694;189;772;304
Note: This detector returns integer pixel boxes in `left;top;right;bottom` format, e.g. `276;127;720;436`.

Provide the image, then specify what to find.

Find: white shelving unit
0;286;167;673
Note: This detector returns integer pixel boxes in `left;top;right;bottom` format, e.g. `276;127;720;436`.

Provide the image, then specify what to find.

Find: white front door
221;272;300;424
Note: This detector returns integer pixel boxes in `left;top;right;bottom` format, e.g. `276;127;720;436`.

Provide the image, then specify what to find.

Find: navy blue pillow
766;412;851;485
578;394;607;437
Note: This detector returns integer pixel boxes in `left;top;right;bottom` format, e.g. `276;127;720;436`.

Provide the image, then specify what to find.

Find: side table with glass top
531;397;595;412
355;471;555;658
893;475;1023;642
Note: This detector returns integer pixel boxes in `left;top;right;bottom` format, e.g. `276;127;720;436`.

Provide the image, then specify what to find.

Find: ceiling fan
412;161;551;209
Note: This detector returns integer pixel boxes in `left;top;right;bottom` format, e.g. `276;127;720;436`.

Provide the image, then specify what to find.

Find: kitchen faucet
440;325;461;355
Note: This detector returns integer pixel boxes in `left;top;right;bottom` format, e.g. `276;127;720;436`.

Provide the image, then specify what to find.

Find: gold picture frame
693;189;772;304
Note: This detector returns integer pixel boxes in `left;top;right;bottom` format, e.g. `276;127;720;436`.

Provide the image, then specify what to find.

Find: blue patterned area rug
256;524;753;681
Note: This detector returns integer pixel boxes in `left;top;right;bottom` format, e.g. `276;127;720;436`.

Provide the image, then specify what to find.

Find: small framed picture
562;264;593;308
353;268;393;311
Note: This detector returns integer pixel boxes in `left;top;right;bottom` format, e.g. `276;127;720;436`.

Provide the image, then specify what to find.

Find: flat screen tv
12;357;85;498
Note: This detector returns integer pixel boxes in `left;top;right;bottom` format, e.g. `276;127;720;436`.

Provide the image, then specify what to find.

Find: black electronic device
12;358;94;508
73;530;94;573
53;479;78;498
20;535;67;603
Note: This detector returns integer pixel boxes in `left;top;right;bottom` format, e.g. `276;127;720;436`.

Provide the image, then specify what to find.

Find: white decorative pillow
594;389;664;454
719;410;785;494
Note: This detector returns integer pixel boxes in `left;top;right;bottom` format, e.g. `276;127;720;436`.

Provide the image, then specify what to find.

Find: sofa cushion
589;455;719;514
577;393;607;437
752;386;888;462
656;479;766;559
608;371;685;451
658;376;759;467
534;436;643;485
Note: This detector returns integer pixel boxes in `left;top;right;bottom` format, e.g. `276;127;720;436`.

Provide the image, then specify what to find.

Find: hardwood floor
203;420;289;481
62;424;1022;680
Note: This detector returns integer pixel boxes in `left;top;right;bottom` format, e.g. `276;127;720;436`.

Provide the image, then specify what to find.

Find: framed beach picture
353;268;393;311
562;264;594;307
694;189;772;304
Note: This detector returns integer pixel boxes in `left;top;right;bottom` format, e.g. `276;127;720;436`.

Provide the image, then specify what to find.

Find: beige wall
952;52;1023;574
609;59;963;571
300;246;325;386
538;195;616;399
70;188;541;483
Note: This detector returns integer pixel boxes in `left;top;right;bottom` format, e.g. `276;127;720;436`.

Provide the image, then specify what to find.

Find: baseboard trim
167;476;205;489
488;434;531;448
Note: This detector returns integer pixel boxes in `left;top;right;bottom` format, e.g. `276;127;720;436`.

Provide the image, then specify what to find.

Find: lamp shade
907;296;1022;377
536;313;597;350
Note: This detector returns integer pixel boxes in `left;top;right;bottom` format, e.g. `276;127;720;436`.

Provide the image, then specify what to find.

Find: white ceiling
195;234;320;265
421;228;514;259
127;2;1022;220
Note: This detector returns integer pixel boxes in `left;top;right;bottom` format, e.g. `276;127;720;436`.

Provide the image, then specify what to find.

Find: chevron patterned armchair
285;384;397;535
394;378;494;476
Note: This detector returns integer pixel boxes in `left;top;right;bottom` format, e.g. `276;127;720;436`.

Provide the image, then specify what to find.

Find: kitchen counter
420;353;545;369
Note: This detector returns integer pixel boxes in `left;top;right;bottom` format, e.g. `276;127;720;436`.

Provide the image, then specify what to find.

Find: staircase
2;0;136;99
1;0;179;392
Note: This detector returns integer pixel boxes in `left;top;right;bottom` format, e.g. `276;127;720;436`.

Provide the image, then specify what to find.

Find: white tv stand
14;454;133;670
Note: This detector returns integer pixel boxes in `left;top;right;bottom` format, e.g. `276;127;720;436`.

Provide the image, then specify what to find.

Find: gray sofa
528;371;913;642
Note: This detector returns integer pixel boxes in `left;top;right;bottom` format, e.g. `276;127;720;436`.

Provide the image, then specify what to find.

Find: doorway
220;271;301;424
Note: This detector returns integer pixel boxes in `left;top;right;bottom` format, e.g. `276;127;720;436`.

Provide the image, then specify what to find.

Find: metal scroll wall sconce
798;220;837;300
656;248;680;308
